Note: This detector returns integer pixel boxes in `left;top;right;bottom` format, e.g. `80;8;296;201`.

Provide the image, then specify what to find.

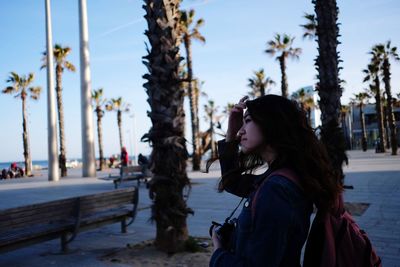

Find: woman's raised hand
226;96;248;142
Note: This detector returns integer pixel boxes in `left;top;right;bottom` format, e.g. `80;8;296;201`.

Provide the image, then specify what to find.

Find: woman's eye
244;119;251;123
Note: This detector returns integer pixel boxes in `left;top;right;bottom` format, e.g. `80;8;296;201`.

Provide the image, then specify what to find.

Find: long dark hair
219;95;342;211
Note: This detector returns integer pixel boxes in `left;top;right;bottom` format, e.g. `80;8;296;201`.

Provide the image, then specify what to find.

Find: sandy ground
100;237;213;267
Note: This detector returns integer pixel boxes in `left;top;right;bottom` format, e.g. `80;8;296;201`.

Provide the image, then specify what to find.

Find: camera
209;218;237;249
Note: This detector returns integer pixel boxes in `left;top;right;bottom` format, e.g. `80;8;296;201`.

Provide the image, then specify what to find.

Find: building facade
350;103;400;149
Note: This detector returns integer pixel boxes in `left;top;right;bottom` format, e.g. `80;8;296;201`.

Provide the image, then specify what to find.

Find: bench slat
0;221;72;244
0;187;138;254
0;205;76;232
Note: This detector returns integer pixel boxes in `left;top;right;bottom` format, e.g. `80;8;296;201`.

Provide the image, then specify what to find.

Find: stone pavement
0;150;399;266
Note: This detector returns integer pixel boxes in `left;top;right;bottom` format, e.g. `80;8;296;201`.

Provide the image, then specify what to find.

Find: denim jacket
210;140;313;267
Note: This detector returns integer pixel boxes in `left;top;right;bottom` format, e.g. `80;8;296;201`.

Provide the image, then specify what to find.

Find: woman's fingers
233;96;248;110
239;96;249;104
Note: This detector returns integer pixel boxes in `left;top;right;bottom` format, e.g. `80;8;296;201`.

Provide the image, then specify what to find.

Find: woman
210;95;341;266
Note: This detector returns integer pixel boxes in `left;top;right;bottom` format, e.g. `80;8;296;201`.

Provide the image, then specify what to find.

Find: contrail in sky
98;0;216;38
98;18;144;38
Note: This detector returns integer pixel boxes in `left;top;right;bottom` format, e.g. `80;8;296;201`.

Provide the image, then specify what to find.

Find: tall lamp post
79;0;96;177
130;113;138;165
45;0;59;181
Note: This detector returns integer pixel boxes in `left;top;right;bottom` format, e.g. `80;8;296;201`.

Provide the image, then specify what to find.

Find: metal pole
79;0;96;177
45;0;59;181
130;113;138;165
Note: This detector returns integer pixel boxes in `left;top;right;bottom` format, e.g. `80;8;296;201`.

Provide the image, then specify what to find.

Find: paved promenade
0;150;399;266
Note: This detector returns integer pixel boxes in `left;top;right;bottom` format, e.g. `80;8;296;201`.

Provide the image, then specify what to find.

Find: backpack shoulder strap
269;169;302;190
251;168;301;219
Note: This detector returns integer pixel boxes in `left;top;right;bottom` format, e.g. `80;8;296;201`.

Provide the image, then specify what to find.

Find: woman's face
238;111;265;154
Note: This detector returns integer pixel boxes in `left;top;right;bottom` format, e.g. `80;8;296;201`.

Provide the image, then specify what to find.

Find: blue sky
1;0;399;162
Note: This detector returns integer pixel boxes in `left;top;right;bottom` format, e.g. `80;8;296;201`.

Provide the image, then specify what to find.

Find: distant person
8;162;24;178
1;169;8;179
138;153;151;176
374;138;381;153
109;157;115;168
120;147;129;176
138;153;149;166
120;147;129;167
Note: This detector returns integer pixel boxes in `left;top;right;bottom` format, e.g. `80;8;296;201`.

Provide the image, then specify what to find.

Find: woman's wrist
225;132;236;142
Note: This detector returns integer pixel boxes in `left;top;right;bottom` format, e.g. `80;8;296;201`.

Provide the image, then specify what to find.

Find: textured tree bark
314;0;347;184
374;77;386;153
279;55;288;98
382;58;398;155
117;110;123;150
96;108;105;170
21;94;32;176
56;65;67;177
143;0;191;253
359;105;368;151
183;35;201;171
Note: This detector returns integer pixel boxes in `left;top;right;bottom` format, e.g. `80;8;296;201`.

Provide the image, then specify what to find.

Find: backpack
252;169;382;267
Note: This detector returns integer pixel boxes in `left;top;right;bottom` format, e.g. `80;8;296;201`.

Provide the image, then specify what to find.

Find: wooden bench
102;165;151;189
0;187;138;254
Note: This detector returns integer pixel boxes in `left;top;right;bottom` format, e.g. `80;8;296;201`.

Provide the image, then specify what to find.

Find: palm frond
29;86;42;99
64;61;76;72
26;73;34;84
2;86;16;94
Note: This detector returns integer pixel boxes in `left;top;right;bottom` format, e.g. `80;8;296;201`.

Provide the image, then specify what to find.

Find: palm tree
41;44;76;177
291;88;315;126
363;52;386;153
374;41;399;155
142;0;192;253
340;105;351;150
300;13;317;40
105;97;130;150
178;9;205;171
247;69;275;98
312;0;347;185
204;99;220;159
2;72;41;177
381;94;391;150
265;33;301;98
92;88;107;170
352;92;370;151
210;102;234;138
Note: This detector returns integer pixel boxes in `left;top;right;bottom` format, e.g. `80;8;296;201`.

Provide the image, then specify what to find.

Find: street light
129;113;138;165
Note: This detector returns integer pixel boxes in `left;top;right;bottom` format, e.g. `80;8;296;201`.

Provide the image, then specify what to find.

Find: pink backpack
253;169;382;267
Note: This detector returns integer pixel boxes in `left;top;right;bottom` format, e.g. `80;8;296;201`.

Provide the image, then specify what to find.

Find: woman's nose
238;126;245;135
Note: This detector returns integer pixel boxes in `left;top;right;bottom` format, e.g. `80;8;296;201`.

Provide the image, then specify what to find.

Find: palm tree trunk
307;108;312;127
279;55;288;98
382;58;398;155
341;113;350;150
56;65;67;177
374;78;386;153
117;110;123;150
143;0;191;253
209;111;217;159
183;36;201;171
360;105;367;151
383;105;391;149
314;0;347;185
21;94;32;176
260;84;265;97
96;108;105;170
